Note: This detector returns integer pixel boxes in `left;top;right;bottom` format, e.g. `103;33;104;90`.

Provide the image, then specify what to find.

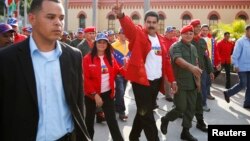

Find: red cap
189;19;201;27
84;26;96;33
180;25;194;34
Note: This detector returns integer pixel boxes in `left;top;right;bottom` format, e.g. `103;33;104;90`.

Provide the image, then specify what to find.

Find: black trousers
85;90;124;141
214;63;231;89
129;78;161;141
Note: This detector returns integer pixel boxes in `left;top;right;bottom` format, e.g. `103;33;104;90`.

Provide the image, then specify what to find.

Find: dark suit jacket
0;38;91;141
77;40;92;58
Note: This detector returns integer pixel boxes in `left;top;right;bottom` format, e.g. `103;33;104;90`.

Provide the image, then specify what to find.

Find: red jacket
217;39;235;64
119;15;175;93
83;54;123;99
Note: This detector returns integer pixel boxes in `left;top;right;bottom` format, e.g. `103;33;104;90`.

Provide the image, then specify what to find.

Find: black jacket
0;38;91;141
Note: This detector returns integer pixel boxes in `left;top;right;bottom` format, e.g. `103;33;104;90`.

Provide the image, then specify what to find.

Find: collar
29;35;62;57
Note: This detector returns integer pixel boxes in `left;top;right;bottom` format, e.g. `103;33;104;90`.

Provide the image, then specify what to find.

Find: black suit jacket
0;38;91;141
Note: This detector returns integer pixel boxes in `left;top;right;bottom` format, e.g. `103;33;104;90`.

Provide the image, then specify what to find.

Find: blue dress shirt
29;36;74;141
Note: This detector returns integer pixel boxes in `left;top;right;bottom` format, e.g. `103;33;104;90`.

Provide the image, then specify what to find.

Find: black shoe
153;104;159;110
243;105;250;109
196;123;208;132
223;91;230;103
165;97;174;102
181;129;198;141
160;117;169;135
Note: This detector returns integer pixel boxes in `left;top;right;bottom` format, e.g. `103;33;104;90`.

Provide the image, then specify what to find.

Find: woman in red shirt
83;32;124;141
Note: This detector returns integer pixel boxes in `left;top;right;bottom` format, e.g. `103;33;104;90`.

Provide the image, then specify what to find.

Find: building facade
67;0;250;33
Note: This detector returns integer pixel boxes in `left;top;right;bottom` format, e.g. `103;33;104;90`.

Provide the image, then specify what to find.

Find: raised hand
112;0;123;18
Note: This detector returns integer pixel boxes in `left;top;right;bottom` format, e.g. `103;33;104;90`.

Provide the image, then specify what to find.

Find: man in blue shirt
224;25;250;109
0;0;90;141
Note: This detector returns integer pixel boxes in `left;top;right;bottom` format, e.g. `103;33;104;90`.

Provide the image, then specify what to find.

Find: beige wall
67;6;250;33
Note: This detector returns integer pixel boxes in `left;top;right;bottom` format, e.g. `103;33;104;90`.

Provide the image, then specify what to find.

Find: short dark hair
29;0;62;13
144;10;159;22
245;25;250;31
224;32;230;36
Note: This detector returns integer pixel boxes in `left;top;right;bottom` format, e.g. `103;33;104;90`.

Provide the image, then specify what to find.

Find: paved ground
93;82;250;141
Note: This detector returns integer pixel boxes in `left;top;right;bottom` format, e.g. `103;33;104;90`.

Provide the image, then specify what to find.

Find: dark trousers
129;78;161;141
214;63;231;89
195;92;204;121
85;91;124;141
164;89;197;128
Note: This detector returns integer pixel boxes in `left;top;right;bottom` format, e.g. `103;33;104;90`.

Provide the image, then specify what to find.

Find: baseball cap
107;30;115;36
7;17;18;26
95;32;109;42
22;26;32;33
165;26;174;33
0;23;15;34
63;31;68;36
77;28;84;33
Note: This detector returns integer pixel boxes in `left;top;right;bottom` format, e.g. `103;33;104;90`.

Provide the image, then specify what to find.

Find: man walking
161;25;202;141
224;25;250;109
0;0;90;140
113;3;177;141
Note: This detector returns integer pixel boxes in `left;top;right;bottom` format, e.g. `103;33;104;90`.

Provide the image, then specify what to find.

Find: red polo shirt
217;39;234;64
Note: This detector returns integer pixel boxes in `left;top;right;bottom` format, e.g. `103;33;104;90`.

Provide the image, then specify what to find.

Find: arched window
108;14;115;31
79;14;86;28
132;14;140;25
235;11;249;22
238;15;247;21
209;14;219;26
182;14;191;27
159;14;165;34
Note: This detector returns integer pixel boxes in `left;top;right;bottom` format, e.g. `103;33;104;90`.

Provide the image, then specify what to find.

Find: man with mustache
0;0;90;140
113;3;177;141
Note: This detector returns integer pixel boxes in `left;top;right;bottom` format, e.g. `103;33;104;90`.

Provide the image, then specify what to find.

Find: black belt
57;133;72;141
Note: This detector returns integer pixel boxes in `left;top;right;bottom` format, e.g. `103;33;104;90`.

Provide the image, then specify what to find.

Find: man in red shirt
113;3;177;141
7;17;27;43
216;32;235;89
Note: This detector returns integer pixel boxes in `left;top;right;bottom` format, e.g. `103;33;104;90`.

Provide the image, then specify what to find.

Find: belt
57;133;72;141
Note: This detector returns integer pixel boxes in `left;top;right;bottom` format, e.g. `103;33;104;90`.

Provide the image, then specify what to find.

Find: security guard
189;19;214;132
160;25;202;141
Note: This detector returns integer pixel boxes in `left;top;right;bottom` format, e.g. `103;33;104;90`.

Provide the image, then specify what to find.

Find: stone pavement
93;83;250;141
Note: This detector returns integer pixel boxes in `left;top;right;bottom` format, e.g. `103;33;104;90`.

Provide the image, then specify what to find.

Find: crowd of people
1;0;250;141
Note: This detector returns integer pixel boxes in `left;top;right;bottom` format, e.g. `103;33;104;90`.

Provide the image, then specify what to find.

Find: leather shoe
223;91;230;103
160;117;169;135
196;123;208;132
153;104;159;110
243;105;250;109
165;97;174;102
207;95;215;100
181;130;198;141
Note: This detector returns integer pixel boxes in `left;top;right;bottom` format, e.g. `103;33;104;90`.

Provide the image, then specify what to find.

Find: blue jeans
201;71;210;106
115;75;128;115
227;71;250;107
